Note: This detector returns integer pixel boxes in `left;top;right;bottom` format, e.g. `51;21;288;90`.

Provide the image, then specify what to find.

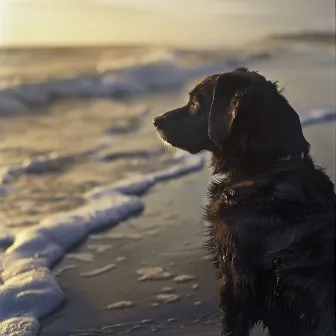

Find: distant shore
1;30;335;52
267;30;335;45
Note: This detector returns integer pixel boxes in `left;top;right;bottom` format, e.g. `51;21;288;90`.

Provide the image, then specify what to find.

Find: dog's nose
153;117;162;129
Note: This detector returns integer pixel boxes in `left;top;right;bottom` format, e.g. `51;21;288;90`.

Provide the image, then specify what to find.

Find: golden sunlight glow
0;4;4;45
1;0;334;48
0;0;250;48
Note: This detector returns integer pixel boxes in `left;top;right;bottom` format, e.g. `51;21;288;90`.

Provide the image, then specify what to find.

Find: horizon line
1;29;334;51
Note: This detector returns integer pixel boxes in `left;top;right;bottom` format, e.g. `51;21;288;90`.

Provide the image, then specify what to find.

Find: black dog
153;67;335;336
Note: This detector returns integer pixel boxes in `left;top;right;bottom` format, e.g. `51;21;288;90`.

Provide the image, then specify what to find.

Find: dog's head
153;67;309;165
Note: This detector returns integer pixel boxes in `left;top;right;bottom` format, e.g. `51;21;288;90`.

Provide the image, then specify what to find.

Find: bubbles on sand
53;265;77;277
155;294;181;304
66;252;95;262
160;287;176;293
107;301;134;310
87;244;112;254
69;310;222;335
140;319;154;324
80;263;115;278
0;317;40;336
136;267;173;282
173;274;196;283
89;232;143;240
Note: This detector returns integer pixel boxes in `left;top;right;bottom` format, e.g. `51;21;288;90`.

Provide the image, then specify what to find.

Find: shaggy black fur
153;67;335;336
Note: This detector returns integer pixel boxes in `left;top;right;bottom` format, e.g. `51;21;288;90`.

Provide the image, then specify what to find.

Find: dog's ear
237;81;310;162
208;73;250;147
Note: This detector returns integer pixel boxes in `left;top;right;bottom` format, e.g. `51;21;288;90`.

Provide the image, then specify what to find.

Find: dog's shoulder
204;164;335;272
206;164;335;224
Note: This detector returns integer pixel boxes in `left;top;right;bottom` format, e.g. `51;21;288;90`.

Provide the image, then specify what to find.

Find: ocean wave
268;30;335;45
0;152;205;336
0;49;271;115
300;108;336;126
86;154;204;198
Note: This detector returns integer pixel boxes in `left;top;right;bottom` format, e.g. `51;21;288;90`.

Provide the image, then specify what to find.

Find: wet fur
153;67;335;336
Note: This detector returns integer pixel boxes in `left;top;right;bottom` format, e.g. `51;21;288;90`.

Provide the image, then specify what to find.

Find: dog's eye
189;96;200;113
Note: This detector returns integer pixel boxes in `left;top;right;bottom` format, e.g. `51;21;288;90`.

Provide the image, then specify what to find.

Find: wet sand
40;169;221;335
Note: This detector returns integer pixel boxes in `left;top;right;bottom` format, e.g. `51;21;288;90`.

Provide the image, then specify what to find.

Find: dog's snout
152;117;158;127
153;116;164;129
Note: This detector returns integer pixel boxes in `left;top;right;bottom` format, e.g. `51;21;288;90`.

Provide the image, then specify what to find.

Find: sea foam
300;108;336;126
0;152;206;336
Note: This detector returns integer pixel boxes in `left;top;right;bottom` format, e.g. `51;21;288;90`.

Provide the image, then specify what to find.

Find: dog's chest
205;187;241;271
204;180;267;277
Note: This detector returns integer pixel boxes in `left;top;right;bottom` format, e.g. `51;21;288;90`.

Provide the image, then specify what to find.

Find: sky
0;0;335;47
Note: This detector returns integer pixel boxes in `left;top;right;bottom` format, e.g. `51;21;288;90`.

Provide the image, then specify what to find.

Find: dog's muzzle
152;117;165;130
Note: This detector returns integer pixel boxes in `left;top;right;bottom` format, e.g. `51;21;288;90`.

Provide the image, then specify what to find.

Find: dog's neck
210;152;309;180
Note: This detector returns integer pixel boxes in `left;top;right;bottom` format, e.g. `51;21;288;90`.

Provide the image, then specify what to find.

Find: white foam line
53;265;77;277
1;49;273;115
0;149;100;187
0;57;229;114
0;166;23;184
79;263;115;278
86;153;205;200
0;152;205;336
86;176;156;199
300;108;336;126
0;234;14;247
0;194;143;335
